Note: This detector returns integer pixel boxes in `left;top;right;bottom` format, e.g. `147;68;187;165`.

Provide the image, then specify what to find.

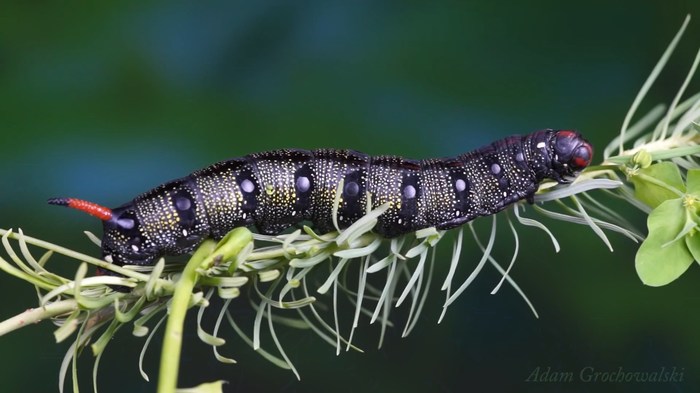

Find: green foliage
630;161;685;208
634;168;700;286
599;15;700;287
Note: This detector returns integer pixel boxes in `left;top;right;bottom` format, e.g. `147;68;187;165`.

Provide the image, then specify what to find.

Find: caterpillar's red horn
48;197;113;221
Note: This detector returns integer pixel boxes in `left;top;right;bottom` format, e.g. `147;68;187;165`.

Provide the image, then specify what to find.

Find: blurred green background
2;1;700;392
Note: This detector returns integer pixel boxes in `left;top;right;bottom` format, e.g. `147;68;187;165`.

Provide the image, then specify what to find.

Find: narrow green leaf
90;318;121;356
333;238;381;259
636;199;694;286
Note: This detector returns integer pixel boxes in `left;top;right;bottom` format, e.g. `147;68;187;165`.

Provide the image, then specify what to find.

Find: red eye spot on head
571;143;592;169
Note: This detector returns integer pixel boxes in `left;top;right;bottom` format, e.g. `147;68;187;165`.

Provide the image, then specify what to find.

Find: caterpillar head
548;130;593;182
47;198;160;271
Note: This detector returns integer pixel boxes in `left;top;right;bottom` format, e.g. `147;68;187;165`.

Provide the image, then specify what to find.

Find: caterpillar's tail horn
48;197;113;221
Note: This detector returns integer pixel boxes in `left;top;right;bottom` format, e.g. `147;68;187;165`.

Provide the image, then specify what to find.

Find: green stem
157;228;252;393
606;145;700;165
247;237;327;261
0;299;78;336
649;145;700;161
157;240;216;393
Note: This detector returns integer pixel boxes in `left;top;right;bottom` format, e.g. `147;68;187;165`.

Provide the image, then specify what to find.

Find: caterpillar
48;129;592;270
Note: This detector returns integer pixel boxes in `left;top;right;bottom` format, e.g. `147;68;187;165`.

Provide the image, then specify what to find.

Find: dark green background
1;2;700;392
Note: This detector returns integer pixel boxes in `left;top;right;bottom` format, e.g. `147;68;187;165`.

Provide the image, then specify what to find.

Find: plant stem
0;299;78;336
157;240;216;393
157;228;252;393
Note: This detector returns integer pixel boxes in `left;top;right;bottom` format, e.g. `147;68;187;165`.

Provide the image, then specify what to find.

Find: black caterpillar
49;129;592;269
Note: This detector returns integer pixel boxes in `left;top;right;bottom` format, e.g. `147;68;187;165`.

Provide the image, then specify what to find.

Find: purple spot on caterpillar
344;181;359;196
241;179;255;193
296;176;310;192
403;185;416;199
175;197;191;211
455;179;466;192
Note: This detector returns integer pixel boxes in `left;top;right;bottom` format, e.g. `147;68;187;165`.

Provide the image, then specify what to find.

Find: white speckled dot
403;185;416;199
241;179;255;193
455;179;466;192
